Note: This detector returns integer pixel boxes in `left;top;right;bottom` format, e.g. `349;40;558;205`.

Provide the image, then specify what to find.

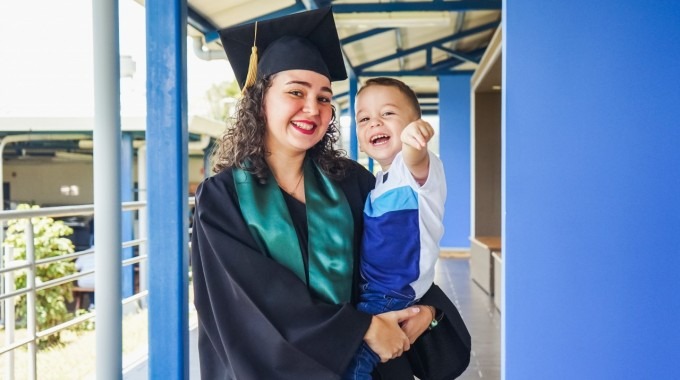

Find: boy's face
355;85;418;169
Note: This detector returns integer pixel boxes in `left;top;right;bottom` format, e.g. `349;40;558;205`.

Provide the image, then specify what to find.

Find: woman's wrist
421;305;444;330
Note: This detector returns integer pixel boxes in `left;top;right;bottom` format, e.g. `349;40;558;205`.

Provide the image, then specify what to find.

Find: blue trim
348;71;358;160
332;1;501;13
187;6;216;35
146;0;189;378
341;28;395;44
355;21;499;71
425;57;465;71
433;46;483;64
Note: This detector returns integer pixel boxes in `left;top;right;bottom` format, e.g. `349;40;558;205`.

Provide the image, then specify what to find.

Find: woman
191;8;463;379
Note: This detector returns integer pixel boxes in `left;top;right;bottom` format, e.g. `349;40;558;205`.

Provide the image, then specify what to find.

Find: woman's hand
400;305;435;343
363;307;421;362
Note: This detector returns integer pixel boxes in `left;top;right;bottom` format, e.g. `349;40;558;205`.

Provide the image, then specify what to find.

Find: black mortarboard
218;7;347;91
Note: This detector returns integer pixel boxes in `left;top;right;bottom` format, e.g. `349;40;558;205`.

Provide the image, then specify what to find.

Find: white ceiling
186;0;501;114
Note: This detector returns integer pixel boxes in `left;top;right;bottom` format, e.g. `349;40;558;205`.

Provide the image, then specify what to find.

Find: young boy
343;77;447;380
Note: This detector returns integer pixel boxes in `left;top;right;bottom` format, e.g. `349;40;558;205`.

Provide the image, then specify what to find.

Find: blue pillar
348;70;359;160
504;2;680;378
121;132;134;298
438;74;471;248
146;0;189;378
203;143;212;179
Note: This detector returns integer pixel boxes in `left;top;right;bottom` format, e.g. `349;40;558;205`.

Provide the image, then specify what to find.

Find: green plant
3;204;77;346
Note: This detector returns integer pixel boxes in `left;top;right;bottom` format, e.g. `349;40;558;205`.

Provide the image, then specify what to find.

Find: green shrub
3;204;77;346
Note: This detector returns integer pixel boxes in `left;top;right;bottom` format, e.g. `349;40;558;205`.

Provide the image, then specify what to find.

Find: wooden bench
470;236;502;296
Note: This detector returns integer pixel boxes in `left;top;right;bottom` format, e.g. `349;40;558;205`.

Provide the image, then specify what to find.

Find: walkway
437;257;501;380
124;256;501;379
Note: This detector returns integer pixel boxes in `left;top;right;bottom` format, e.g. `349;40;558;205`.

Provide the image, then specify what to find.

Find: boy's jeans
342;283;416;380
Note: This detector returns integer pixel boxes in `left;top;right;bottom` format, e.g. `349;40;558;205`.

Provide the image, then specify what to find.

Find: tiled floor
436;257;501;380
126;257;501;380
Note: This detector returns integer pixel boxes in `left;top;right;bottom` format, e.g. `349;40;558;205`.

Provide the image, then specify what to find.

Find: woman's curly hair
211;74;351;183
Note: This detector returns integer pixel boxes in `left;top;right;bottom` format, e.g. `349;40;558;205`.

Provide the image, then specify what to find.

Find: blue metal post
203;144;212;179
146;0;189;378
348;71;358;160
438;74;471;248
121;132;134;298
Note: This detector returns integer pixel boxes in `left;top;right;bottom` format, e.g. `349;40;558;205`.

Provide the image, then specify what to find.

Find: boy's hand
401;119;434;185
401;119;434;150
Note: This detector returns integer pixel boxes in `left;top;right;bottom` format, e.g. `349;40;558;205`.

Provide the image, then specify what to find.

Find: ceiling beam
332;1;501;13
433;46;485;64
192;1;309;42
230;2;308;28
341;28;395;44
187;6;218;36
359;69;474;76
355;20;499;72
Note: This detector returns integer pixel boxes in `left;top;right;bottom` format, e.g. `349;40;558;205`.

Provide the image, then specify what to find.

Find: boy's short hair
357;77;422;118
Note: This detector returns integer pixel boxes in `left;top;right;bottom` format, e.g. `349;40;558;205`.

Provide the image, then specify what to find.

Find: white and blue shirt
360;151;446;300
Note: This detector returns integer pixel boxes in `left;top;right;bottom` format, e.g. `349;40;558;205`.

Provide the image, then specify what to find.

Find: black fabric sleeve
191;168;373;380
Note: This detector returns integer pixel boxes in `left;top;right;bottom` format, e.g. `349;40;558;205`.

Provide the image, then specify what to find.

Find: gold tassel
241;22;258;95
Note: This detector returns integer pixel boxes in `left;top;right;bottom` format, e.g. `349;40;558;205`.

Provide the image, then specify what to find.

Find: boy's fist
401;119;434;150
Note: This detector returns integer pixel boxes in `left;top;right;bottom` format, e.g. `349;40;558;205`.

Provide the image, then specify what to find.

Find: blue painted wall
504;2;680;378
439;74;471;248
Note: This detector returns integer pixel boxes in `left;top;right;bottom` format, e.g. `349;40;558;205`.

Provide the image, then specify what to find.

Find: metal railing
0;201;147;380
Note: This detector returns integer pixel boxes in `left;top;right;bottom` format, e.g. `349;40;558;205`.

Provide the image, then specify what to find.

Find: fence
0;201;150;380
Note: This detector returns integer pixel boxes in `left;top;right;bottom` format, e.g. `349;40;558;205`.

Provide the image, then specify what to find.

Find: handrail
0;198;194;379
0;200;146;221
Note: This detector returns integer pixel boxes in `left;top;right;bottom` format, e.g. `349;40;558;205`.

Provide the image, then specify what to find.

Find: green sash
233;160;354;304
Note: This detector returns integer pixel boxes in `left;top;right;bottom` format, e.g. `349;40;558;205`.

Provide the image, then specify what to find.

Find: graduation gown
191;159;463;379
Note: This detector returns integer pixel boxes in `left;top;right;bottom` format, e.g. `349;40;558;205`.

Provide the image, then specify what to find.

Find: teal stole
233;160;354;304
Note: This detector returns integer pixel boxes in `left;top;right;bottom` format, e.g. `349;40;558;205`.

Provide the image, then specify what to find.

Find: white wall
3;156;206;207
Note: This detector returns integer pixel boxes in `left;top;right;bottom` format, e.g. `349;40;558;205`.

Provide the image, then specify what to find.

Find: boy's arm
401;119;435;185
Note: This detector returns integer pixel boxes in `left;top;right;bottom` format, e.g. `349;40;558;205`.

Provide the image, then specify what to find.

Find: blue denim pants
342;283;416;380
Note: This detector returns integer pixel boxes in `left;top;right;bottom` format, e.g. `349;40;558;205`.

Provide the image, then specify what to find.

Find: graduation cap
218;7;347;92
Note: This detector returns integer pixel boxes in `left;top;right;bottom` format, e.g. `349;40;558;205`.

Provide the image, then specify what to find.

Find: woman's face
262;70;334;155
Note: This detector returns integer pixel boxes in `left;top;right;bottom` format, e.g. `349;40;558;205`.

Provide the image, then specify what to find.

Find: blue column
504;2;680;378
121;132;134;298
203;143;212;179
146;0;189;379
438;74;471;248
348;70;359;160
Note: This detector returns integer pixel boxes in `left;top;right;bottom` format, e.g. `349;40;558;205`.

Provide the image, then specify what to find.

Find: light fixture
335;12;451;28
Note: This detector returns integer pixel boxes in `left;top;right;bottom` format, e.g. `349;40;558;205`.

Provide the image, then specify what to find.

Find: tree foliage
205;80;240;122
3;204;77;346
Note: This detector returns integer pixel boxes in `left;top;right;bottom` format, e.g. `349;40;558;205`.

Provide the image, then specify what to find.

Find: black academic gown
191;159;461;380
